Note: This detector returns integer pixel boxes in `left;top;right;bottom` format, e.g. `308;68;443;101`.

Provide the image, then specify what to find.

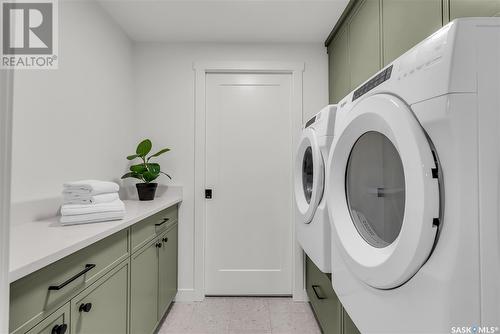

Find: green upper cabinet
328;26;350;103
348;0;381;89
450;0;500;19
382;0;443;65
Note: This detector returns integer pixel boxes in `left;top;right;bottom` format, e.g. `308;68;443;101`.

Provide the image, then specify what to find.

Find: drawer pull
48;264;96;291
312;285;326;300
155;217;170;227
162;237;168;243
79;302;92;313
51;324;67;334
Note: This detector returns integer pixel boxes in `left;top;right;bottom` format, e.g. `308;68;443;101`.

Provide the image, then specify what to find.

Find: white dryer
295;105;336;273
325;19;500;333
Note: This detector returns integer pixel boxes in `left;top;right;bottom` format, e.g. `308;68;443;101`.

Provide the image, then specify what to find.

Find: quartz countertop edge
9;190;182;283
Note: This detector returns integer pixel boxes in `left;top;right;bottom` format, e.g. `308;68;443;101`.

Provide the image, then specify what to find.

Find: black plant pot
136;183;158;201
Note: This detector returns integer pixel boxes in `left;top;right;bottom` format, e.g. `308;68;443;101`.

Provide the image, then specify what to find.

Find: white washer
325;18;500;333
295;105;336;273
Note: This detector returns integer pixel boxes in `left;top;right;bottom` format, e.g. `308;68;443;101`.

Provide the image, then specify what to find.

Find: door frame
191;61;306;301
0;69;14;332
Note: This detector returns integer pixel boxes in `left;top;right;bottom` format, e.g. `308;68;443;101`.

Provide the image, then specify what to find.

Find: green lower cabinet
158;225;178;319
343;309;361;334
71;261;129;334
306;256;342;334
450;0;500;19
130;238;159;334
26;303;70;334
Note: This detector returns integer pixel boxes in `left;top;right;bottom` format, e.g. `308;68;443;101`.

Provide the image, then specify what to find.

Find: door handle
311;285;326;300
48;264;96;291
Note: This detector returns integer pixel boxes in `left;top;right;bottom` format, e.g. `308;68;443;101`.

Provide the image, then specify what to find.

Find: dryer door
295;128;324;224
326;94;440;289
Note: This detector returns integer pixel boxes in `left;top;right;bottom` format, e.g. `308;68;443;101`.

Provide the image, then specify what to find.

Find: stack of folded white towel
60;180;125;225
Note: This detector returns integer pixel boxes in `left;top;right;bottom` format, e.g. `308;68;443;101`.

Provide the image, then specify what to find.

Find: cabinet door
382;0;442;65
348;0;381;89
71;262;128;334
26;303;70;334
158;225;178;320
305;256;342;334
450;0;500;19
130;239;159;334
342;308;361;334
328;26;350;103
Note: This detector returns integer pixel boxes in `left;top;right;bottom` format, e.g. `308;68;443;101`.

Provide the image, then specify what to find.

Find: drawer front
26;303;70;334
306;256;342;334
131;205;178;252
10;229;129;334
71;261;129;334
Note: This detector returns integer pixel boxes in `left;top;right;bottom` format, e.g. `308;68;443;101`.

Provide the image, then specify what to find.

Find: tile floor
158;297;322;334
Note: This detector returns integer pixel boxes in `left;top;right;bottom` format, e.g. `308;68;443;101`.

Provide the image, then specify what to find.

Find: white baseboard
174;288;204;302
293;288;309;302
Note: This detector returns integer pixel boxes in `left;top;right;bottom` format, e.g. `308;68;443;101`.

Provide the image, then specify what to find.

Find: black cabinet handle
155;218;170;227
312;285;326;300
156;242;162;248
79;302;92;313
51;324;67;334
162;237;168;243
48;264;96;291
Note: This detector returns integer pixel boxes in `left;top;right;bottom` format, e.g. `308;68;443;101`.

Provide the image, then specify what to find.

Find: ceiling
98;0;349;43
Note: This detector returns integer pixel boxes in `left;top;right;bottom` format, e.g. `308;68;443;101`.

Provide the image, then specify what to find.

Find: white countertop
9;187;182;283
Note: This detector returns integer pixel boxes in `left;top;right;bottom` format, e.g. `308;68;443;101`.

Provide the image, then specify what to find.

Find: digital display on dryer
352;65;393;101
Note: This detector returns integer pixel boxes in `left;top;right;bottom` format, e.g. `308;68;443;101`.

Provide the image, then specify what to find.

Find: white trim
0;69;14;332
193;61;304;301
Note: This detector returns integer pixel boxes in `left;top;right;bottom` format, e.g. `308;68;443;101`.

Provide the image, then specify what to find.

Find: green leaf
136;139;152;157
147;163;160;174
147;148;170;160
121;172;143;180
143;171;159;183
130;164;148;174
127;154;139;161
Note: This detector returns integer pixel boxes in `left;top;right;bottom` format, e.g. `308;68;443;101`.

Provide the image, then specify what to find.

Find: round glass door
302;147;314;204
346;132;405;248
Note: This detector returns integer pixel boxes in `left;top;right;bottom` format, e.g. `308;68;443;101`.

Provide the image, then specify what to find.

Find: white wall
10;0;137;203
133;43;328;297
0;69;13;334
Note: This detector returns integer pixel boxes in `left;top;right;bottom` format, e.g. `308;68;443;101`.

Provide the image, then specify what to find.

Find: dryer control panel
352;65;393;101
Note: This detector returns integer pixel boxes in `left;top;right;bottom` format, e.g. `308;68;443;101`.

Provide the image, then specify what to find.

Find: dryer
295;105;336;273
325;18;500;333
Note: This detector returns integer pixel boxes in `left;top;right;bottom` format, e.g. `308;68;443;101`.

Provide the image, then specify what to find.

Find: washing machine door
326;93;440;289
295;128;324;224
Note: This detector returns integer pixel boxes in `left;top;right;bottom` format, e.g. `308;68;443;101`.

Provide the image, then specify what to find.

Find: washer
295;105;336;273
325;18;500;333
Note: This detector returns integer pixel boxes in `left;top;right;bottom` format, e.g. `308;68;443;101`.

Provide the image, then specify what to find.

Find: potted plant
121;139;172;201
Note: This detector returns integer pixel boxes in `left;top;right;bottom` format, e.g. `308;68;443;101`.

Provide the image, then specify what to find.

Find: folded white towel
63;180;119;196
63;192;120;205
61;199;125;216
60;211;125;225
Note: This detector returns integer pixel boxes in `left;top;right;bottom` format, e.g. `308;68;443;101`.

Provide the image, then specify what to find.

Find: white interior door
205;73;293;295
